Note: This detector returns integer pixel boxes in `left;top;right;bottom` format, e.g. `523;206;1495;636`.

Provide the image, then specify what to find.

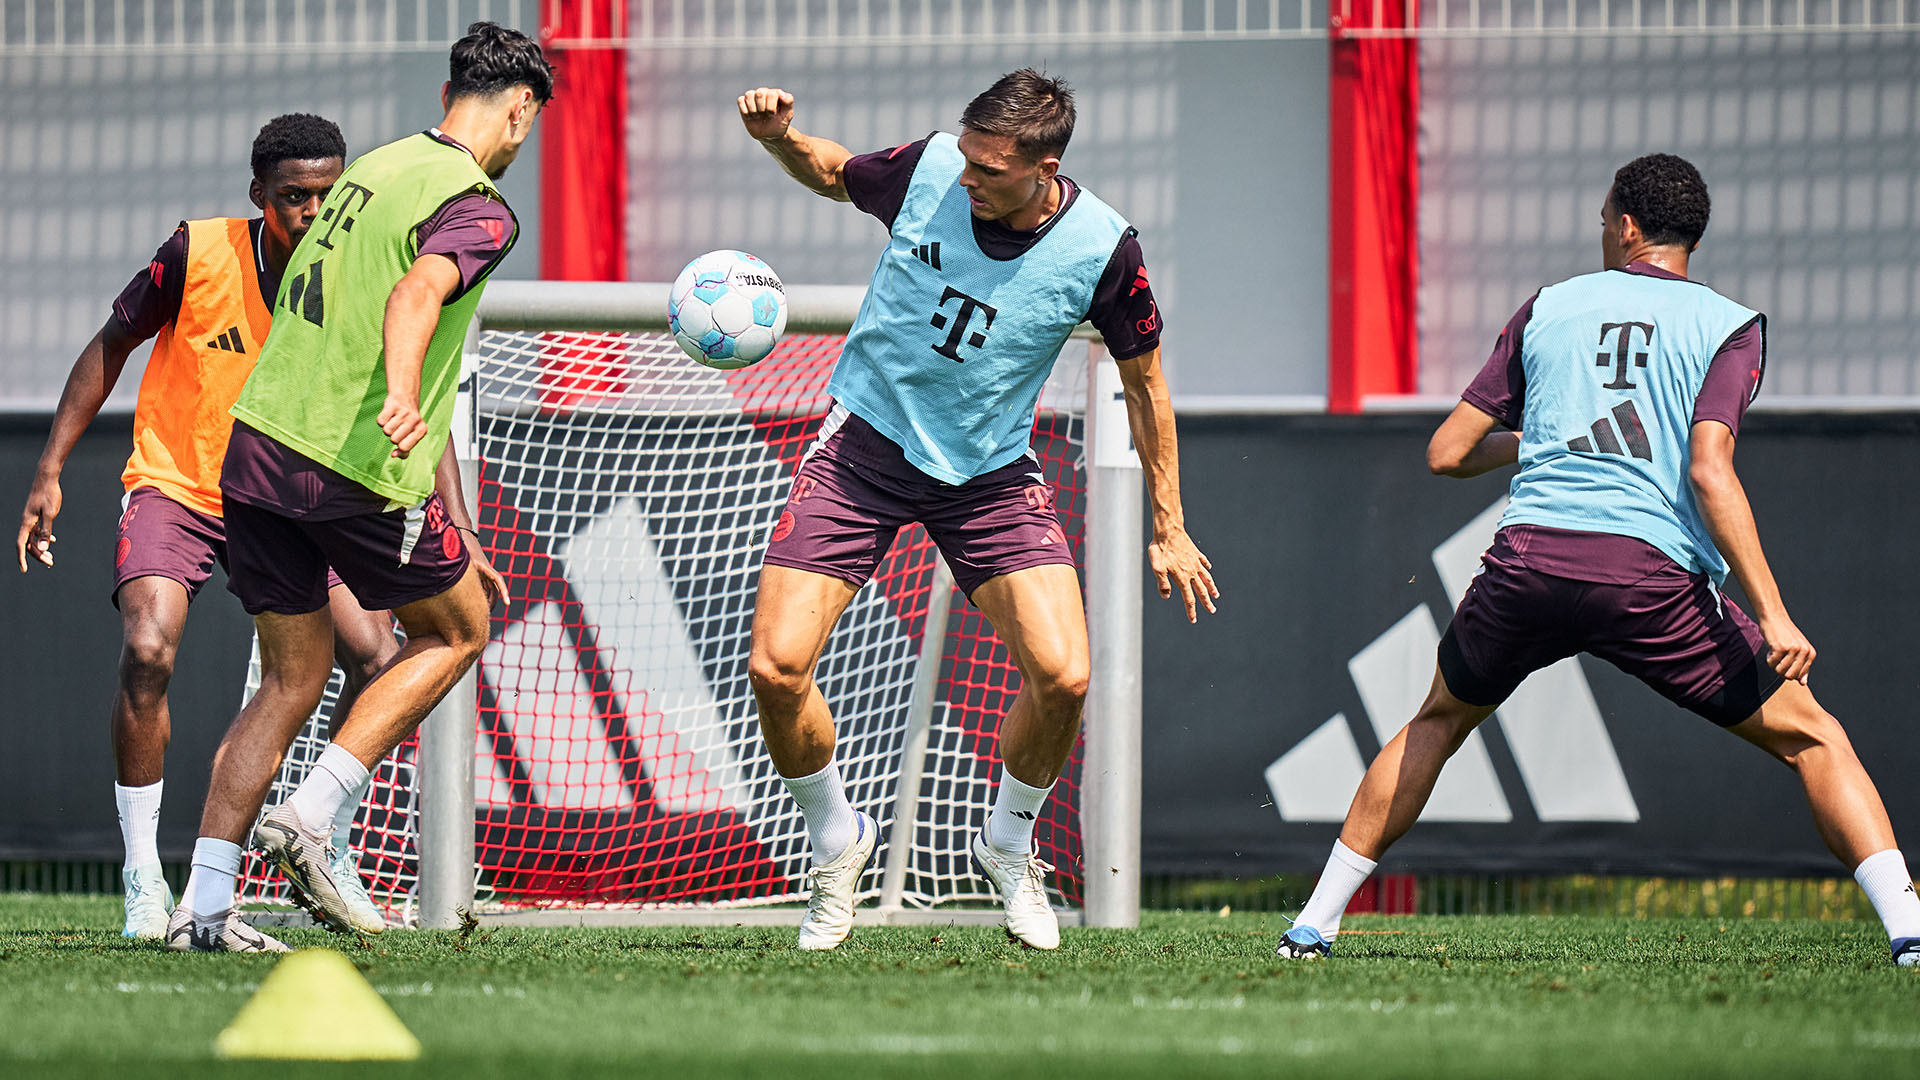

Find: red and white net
241;329;1090;920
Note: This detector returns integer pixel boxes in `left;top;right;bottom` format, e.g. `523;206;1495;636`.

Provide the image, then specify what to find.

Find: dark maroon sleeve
109;223;188;341
842;137;929;229
1691;316;1766;436
415;194;518;302
1086;232;1161;361
1461;293;1539;429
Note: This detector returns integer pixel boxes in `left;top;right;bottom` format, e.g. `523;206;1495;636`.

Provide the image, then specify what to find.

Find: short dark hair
251;114;345;179
1609;153;1711;249
960;68;1076;161
449;21;556;105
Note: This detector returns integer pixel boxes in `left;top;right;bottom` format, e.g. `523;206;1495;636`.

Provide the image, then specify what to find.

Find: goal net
238;285;1105;923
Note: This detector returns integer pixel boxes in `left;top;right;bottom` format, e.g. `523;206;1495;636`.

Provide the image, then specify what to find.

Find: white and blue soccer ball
668;250;788;370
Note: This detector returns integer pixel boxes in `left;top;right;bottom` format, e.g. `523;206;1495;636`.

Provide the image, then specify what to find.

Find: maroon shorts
224;493;469;616
761;410;1074;598
112;486;227;605
1437;527;1785;726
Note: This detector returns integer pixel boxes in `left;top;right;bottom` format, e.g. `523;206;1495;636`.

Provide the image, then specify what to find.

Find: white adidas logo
1265;499;1640;824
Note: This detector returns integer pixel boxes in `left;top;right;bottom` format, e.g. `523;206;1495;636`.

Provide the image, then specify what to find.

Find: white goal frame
410;280;1144;929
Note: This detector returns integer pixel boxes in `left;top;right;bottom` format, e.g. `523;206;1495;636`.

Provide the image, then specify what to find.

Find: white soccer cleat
328;847;388;935
970;830;1061;950
164;906;290;953
121;863;174;940
252;804;357;935
796;812;877;951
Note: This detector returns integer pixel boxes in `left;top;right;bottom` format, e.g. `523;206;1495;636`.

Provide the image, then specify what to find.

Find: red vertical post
540;0;629;282
538;1;631;411
1327;0;1420;413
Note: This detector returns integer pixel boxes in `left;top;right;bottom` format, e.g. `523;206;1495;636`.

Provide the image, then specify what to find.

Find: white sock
114;780;164;870
184;837;243;925
1296;840;1378;939
331;769;373;853
286;744;371;835
986;767;1052;858
783;759;861;865
1854;849;1920;941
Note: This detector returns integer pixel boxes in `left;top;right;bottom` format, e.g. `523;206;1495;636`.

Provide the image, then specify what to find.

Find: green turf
2;894;1915;1079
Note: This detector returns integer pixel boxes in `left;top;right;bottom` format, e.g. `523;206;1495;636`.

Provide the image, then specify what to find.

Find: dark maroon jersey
1463;262;1765;438
110;218;278;341
420;129;518;300
842;136;1162;360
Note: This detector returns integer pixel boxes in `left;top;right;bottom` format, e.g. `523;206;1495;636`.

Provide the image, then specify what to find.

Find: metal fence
4;0;1913;54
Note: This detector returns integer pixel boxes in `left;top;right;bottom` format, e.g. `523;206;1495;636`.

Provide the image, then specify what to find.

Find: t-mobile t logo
928;286;997;363
1597;321;1655;390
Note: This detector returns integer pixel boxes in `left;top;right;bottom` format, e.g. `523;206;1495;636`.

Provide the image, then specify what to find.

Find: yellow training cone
215;948;421;1060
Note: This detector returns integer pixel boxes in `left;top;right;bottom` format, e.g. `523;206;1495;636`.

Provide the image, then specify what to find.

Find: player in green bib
169;23;553;947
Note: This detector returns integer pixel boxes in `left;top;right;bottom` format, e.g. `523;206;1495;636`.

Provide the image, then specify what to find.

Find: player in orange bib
13;116;440;947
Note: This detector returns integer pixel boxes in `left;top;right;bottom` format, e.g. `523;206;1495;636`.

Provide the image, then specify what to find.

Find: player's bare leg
749;564;861;776
1279;670;1495;958
1728;681;1919;961
320;585;402;932
966;563;1092;949
1339;670;1497;860
171;606;332;950
255;568;489;932
109;575;191;937
748;563;872;949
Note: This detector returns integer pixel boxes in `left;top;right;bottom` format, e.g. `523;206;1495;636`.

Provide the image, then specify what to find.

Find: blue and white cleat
121;863;174;939
1893;937;1919;967
328;847;388;935
1276;925;1332;960
796;812;878;951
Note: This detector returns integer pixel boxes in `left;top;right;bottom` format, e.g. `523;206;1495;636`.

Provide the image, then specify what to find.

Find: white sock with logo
1296;840;1378;939
114;780;164;870
1854;849;1920;941
986;767;1053;858
286;744;371;835
330;769;373;854
184;837;243;927
783;759;861;865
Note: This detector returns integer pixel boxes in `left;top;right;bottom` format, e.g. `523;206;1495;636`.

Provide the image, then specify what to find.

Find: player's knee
1034;662;1090;712
747;650;812;705
1770;708;1852;769
336;632;399;692
118;625;178;697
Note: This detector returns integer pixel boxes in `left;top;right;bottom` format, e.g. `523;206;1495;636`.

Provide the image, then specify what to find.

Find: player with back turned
1276;154;1920;967
14;115;404;943
161;22;550;952
738;71;1218;951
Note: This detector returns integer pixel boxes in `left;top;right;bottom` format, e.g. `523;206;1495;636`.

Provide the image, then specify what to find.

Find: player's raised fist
738;88;795;142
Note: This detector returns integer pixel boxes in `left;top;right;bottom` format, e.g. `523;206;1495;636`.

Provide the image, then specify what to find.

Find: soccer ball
668;250;788;370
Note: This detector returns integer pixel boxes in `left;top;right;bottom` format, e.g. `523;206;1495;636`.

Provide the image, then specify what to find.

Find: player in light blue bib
1276;154;1920;967
738;71;1219;951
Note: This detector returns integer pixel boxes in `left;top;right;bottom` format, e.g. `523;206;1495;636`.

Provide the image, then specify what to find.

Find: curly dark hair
960;68;1076;161
449;21;556;105
250;114;346;179
1609;153;1711;249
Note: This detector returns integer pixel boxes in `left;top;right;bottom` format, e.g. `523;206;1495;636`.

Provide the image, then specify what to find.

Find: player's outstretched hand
377;396;427;459
16;478;61;572
1149;527;1218;624
738;88;795;142
1757;611;1815;685
463;529;507;608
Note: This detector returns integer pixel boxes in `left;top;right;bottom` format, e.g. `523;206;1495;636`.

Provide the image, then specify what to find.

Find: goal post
246;280;1142;930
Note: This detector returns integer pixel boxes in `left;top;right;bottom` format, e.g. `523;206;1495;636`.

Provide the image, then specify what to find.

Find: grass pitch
2;894;1916;1079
